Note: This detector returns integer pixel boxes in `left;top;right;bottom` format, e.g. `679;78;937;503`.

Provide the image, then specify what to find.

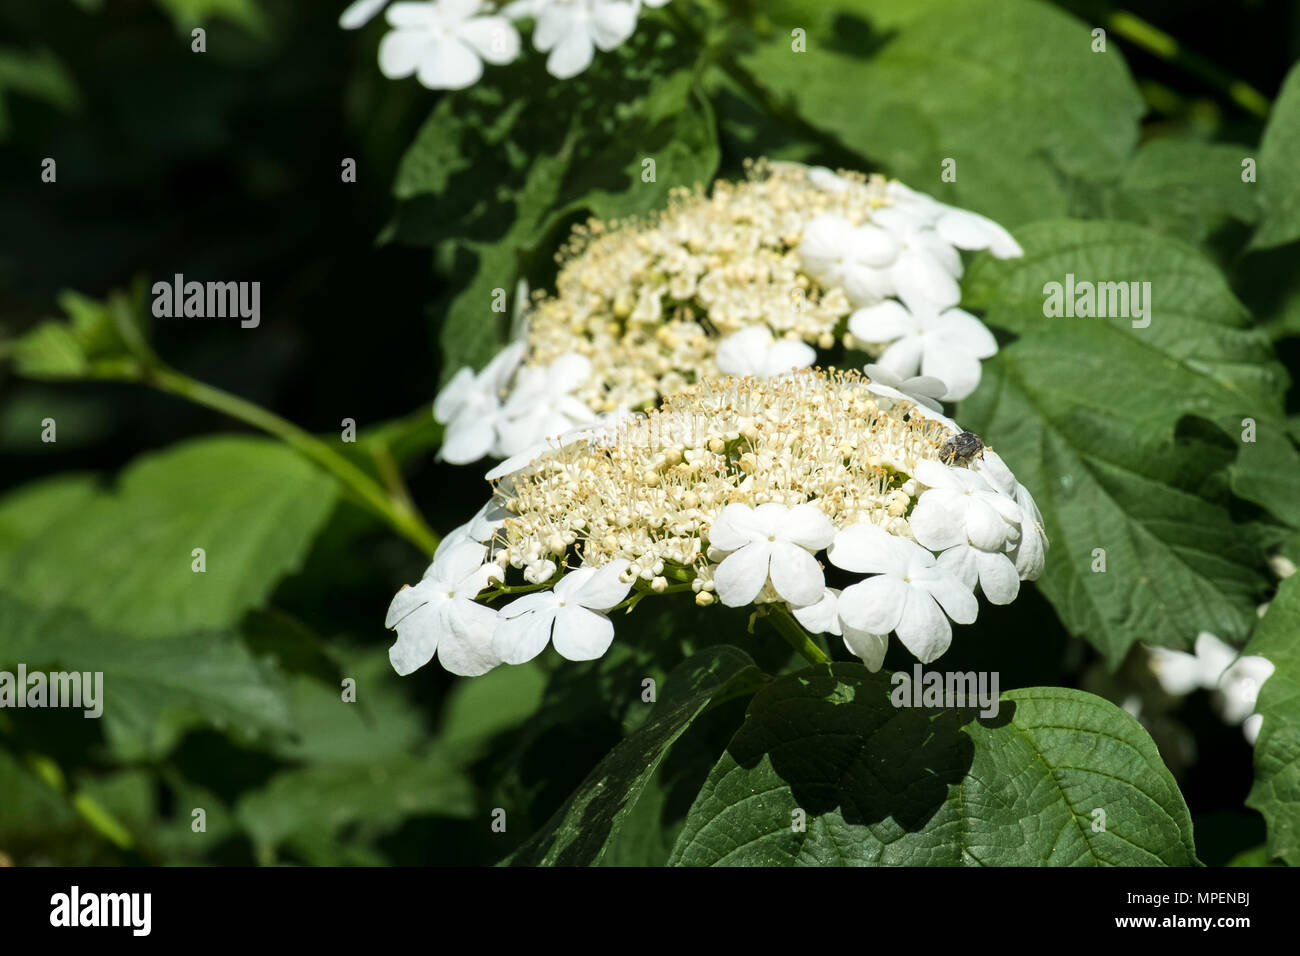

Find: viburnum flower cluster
341;0;671;89
432;160;1023;465
386;370;1048;676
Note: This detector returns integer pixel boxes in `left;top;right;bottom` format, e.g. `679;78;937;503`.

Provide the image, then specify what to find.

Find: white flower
386;537;503;676
493;559;633;663
341;0;393;29
912;461;1021;551
791;587;889;671
862;363;947;414
971;450;1048;581
707;502;835;608
884;182;1023;259
379;0;521;90
496;352;599;456
797;214;908;307
1147;632;1273;743
911;460;1022;605
848;299;997;401
828;522;977;663
716;326;816;379
433;341;526;464
1215;654;1274;726
529;0;639;79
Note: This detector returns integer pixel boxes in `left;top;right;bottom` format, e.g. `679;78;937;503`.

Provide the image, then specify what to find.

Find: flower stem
767;605;832;666
139;365;440;557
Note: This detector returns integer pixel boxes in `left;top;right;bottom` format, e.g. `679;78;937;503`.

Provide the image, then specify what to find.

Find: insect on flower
939;430;985;465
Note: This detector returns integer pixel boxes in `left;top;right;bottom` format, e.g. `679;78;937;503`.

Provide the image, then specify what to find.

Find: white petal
341;0;392;30
1148;647;1202;696
386;2;438;27
707;503;764;552
892;249;960;313
791;588;842;635
493;605;556;665
565;559;633;611
876;335;925;380
836;576;907;635
841;625;888;672
386;581;432;629
781;502;836;550
768;542;826;608
378;29;432;78
545;28;595;78
936;207;1022;258
458;16;521;64
439;415;498;464
436;600;502;675
1243;713;1263;745
936;545;978;590
551;606;615;660
975;549;1020;605
919;341;982;402
848;300;915;344
964;495;1017;551
909;493;966;551
827;522;903;575
416;37;484;89
913;565;978;625
935;308;998;358
894;590;951;663
713;542;773;607
388;603;441;675
591;1;639;50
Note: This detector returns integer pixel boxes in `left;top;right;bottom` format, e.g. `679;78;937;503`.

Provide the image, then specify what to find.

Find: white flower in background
715;326;816;379
385;537;503;675
527;0;640;79
862;363;947;414
340;0;393;28
378;0;521;90
1147;632;1274;744
792;587;889;671
708;502;835;608
433;341;526;464
496;352;599;456
494;559;633;663
828;522;978;663
848;299;997;401
1216;655;1274;729
911;460;1022;605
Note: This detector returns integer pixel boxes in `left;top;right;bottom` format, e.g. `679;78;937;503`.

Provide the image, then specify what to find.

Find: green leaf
736;0;1143;225
0;45;79;140
5;285;154;381
0;592;291;760
504;645;762;866
235;750;475;865
1106;139;1259;242
960;220;1292;664
1250;64;1300;250
669;665;1198;866
439;659;547;757
1245;575;1300;865
387;28;719;379
0;437;337;638
152;0;269;36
